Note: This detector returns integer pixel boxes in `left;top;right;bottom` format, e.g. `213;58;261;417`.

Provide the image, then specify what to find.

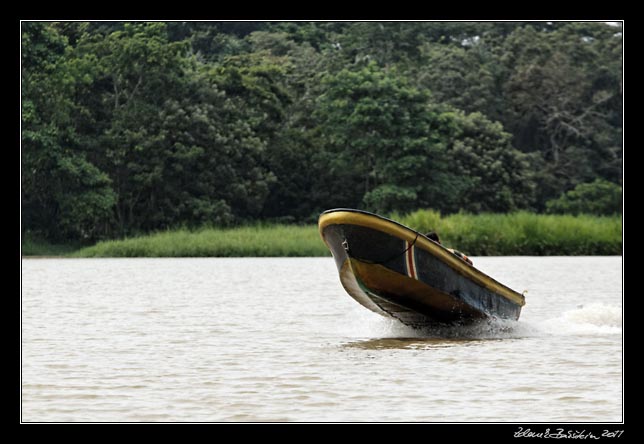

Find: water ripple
22;257;622;422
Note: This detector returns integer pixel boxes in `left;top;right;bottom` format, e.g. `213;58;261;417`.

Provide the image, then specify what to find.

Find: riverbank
394;210;622;255
22;211;622;257
72;225;327;258
21;236;83;257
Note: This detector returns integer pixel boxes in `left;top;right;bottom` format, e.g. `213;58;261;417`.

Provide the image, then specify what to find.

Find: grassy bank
64;211;622;258
21;235;83;257
396;210;622;256
72;225;330;258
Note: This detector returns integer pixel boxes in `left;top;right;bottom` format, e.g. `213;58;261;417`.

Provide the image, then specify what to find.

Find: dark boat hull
319;209;525;328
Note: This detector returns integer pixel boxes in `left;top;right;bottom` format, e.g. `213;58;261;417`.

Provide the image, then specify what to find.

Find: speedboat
318;209;525;327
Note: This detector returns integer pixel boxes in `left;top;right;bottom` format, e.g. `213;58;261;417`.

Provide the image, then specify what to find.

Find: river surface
21;257;622;422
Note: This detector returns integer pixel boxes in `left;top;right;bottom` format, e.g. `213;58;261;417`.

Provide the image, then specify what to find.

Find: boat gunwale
318;208;525;307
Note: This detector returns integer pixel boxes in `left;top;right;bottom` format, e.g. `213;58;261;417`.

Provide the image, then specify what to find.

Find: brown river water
21;256;622;422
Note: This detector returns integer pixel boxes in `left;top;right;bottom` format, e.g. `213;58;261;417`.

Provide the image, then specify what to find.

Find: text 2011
514;427;624;439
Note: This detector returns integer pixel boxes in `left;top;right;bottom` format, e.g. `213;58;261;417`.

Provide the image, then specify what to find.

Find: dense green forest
22;21;622;243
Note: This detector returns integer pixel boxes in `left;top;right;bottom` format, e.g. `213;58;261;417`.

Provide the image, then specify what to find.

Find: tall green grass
63;211;621;257
73;225;330;258
21;234;82;257
396;210;622;255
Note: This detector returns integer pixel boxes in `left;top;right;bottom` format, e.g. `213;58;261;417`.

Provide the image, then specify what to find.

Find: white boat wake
347;302;622;340
538;302;622;336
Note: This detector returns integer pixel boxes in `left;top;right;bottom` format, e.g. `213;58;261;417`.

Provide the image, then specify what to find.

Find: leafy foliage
22;21;622;243
546;179;622;215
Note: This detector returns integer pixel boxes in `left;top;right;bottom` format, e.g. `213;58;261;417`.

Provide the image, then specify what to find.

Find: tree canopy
21;21;623;242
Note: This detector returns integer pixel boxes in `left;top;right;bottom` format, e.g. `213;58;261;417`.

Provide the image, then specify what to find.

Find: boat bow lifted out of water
318;209;525;328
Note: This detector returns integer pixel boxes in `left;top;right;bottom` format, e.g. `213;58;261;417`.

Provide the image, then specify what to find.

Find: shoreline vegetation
22;211;622;258
23;23;622;245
